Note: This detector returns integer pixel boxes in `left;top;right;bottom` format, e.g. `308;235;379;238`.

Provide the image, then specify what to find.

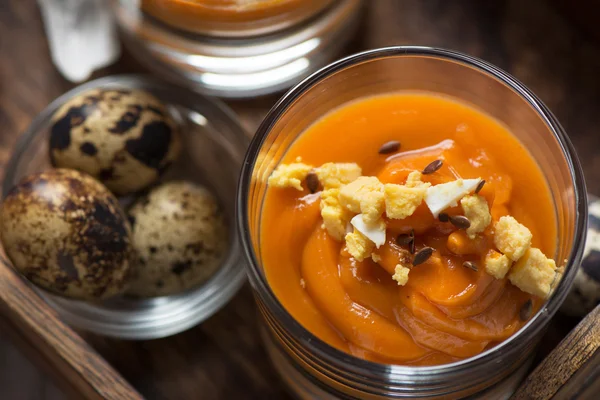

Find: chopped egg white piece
350;214;386;248
424;178;481;217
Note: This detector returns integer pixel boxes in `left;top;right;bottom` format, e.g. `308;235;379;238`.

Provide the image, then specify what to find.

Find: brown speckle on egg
80;142;98;156
0;169;133;300
49;88;181;195
126;181;228;297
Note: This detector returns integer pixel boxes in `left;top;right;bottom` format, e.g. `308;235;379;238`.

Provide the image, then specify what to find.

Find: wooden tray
2;1;600;398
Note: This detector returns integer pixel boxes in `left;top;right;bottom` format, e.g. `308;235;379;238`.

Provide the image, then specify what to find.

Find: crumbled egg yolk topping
392;264;411;286
339;177;385;224
460;194;492;239
268;161;559;297
316;162;362;189
508;248;557;299
484;250;512;279
319;188;350;241
384;182;429;219
267;162;312;191
493;215;533;261
345;229;374;262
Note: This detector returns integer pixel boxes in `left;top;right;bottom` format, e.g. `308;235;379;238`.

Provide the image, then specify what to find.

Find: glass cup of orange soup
237;47;587;398
111;0;362;98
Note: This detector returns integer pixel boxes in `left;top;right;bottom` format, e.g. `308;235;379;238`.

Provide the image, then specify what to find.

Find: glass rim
237;46;588;375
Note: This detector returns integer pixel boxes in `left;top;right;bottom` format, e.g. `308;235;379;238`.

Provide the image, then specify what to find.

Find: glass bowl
238;47;588;398
2;75;248;340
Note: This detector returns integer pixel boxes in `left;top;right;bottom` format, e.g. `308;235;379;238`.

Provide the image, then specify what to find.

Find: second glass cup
112;0;363;98
238;47;587;398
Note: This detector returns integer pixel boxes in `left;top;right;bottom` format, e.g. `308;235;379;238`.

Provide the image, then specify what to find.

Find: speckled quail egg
561;202;600;316
126;181;228;297
49;88;181;195
0;169;133;300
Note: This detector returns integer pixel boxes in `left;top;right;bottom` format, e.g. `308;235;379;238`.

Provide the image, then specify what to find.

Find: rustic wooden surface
0;247;142;400
511;304;600;400
2;0;600;399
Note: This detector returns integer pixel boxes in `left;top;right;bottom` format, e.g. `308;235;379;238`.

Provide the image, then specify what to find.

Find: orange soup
260;93;559;366
141;0;331;35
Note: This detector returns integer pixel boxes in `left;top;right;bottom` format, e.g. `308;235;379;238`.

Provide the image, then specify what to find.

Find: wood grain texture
0;2;141;399
1;0;600;399
0;248;142;400
511;305;600;399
